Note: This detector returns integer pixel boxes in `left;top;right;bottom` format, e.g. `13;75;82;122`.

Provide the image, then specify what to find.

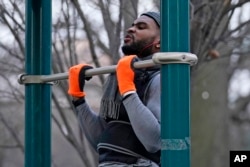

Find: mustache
124;34;134;40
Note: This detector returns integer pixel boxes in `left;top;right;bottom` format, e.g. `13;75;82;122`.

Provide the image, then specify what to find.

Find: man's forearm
74;102;107;150
123;93;161;152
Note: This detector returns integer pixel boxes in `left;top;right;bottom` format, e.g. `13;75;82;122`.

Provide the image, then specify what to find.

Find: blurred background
0;0;250;166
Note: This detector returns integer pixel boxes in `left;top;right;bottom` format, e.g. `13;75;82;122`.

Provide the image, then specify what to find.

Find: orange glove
68;64;93;98
116;55;137;96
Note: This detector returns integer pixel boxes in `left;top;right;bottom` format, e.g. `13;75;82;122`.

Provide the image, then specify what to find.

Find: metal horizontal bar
18;59;156;84
153;52;197;65
18;52;197;85
43;59;155;82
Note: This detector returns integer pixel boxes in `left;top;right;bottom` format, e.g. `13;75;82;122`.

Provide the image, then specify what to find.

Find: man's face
122;15;160;58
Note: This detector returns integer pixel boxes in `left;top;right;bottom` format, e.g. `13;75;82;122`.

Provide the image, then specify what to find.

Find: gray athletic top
74;73;161;153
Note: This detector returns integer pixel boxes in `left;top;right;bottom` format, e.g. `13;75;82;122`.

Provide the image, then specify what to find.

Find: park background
0;0;250;166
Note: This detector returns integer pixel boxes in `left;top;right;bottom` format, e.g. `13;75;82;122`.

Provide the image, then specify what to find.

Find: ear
155;40;160;48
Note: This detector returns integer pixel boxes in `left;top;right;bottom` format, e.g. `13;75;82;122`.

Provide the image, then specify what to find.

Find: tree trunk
191;57;230;167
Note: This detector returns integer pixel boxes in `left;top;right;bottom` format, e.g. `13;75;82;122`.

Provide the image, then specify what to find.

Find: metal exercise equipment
22;0;195;166
18;53;197;85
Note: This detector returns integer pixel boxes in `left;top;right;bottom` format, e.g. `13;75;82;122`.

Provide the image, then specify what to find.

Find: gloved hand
116;55;137;96
68;64;93;98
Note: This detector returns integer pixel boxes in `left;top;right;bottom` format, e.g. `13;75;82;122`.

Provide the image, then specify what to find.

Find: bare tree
190;0;250;167
0;0;250;166
0;0;157;166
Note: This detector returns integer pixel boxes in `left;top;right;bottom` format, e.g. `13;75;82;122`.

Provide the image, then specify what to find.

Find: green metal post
160;0;190;167
25;0;52;166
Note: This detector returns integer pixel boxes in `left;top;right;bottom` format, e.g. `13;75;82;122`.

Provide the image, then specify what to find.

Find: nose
127;26;135;33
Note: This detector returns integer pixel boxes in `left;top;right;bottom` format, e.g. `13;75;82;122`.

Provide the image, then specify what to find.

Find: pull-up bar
23;0;194;166
18;52;197;85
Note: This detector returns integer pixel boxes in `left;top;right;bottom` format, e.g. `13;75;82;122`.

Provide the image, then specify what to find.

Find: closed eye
132;22;148;30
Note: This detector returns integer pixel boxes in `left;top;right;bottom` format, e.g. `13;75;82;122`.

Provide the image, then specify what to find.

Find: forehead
134;15;158;28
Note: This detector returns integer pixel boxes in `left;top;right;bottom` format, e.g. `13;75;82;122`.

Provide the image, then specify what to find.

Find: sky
228;2;250;102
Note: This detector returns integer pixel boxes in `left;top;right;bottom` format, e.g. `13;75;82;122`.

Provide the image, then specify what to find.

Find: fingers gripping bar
18;52;197;85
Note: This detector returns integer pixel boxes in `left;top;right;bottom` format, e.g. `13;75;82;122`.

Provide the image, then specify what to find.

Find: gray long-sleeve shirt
74;73;161;153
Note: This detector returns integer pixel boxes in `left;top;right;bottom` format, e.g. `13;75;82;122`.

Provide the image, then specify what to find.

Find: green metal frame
160;0;191;166
23;0;191;166
25;0;52;166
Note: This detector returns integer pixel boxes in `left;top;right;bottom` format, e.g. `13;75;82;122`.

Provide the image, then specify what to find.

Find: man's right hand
68;64;93;98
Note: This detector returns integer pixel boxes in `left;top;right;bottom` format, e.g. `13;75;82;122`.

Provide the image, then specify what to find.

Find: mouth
124;34;133;44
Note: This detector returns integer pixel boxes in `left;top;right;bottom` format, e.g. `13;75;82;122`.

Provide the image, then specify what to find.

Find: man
68;11;161;167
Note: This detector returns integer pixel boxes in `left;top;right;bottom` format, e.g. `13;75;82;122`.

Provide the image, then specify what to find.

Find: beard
121;38;155;58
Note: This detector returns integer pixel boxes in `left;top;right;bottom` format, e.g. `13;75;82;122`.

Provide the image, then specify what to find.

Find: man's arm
73;100;107;150
68;64;107;150
122;74;161;153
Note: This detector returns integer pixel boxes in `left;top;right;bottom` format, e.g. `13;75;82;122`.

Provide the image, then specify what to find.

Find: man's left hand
116;55;137;96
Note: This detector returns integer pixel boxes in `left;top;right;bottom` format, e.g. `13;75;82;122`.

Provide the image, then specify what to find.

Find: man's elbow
144;142;161;153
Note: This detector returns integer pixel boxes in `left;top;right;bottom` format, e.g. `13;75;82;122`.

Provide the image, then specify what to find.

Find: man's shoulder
150;72;160;84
